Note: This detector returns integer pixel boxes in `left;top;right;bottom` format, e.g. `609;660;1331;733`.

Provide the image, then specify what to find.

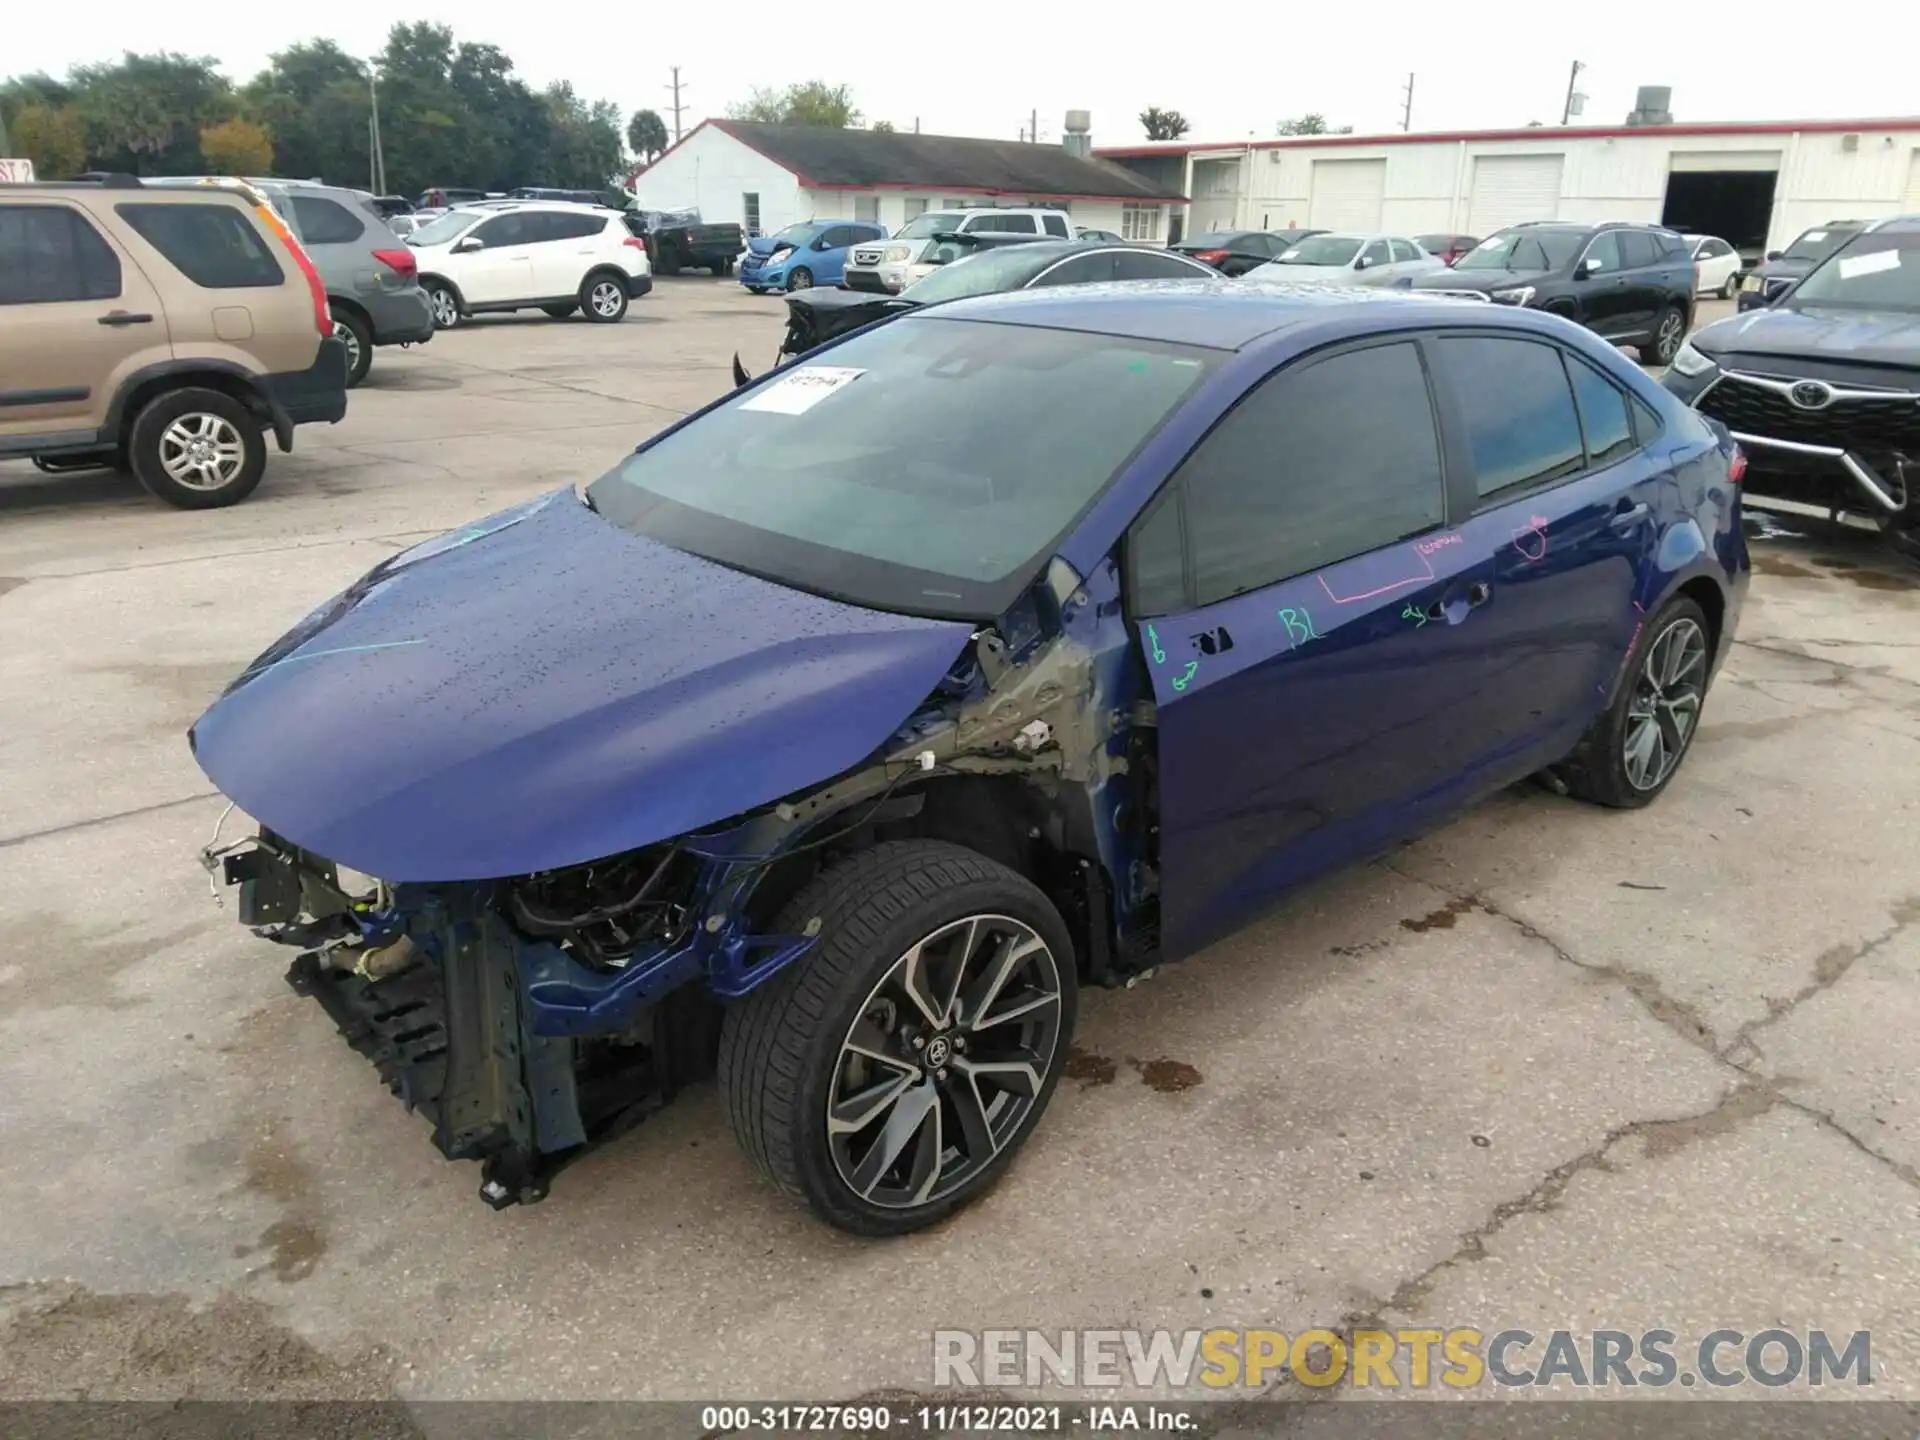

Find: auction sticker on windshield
1838;249;1902;279
740;366;867;415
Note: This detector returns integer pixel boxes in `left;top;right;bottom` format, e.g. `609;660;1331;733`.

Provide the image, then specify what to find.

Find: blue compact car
193;282;1748;1233
740;220;886;292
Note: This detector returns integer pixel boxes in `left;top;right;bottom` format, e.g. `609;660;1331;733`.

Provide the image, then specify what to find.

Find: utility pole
667;66;686;143
366;60;386;195
1400;72;1415;132
1561;61;1585;126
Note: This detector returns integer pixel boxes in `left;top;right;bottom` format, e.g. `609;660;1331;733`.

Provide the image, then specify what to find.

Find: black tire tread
127;387;266;510
1560;595;1710;809
718;839;1070;1234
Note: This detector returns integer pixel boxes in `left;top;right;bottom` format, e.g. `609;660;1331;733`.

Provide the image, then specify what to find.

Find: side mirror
1765;250;1783;262
1355;256;1372;270
1576;256;1600;278
454;237;485;254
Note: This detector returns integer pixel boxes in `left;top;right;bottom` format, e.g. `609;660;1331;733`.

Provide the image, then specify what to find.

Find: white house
628;116;1187;241
1098;116;1920;256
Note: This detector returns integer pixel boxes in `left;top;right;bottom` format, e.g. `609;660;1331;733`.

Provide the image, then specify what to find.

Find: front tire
1560;596;1713;808
581;272;629;322
127;388;266;509
333;310;373;387
786;266;814;292
1640;304;1686;366
720;840;1078;1236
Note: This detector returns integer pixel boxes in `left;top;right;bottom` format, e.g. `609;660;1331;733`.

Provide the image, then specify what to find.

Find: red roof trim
801;179;1189;204
1096;116;1920;158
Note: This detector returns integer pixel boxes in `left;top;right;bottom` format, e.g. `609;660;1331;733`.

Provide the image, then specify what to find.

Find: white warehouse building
1098;116;1920;257
627;116;1185;241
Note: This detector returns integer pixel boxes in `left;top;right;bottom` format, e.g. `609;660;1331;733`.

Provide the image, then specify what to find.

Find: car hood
1409;267;1549;293
748;237;802;259
1251;262;1358;281
1748;257;1816;285
1692;303;1920;368
189;490;974;882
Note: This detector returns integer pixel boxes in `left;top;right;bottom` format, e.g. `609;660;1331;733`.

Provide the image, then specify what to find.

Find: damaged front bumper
200;814;815;1207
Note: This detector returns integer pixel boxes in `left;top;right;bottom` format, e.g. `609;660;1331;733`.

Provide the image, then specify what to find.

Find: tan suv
0;176;348;508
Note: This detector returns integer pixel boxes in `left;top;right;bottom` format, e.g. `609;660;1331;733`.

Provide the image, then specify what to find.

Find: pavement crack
1721;895;1920;1064
0;790;223;850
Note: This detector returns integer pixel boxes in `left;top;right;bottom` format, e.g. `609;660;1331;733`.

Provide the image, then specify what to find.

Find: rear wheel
333;310;373;387
1560;596;1713;808
719;840;1077;1236
581;272;628;322
1720;271;1740;299
128;388;266;510
541;303;578;319
1640;305;1686;366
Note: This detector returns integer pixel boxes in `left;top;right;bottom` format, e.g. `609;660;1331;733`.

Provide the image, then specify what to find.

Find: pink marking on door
1317;547;1437;605
1512;516;1550;562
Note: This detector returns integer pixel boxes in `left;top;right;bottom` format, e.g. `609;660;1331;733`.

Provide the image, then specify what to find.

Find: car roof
924;279;1532;351
1865;214;1920;233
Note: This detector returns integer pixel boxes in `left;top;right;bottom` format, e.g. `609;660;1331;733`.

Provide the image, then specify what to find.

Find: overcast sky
10;5;1916;148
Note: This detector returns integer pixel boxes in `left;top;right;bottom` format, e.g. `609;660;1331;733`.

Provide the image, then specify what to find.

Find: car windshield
1455;228;1584;272
406;208;483;247
1783;226;1858;262
1790;235;1920;311
897;213;966;240
900;247;1049;304
1185;233;1247;249
768;224;816;247
1277;236;1362;266
586;317;1221;618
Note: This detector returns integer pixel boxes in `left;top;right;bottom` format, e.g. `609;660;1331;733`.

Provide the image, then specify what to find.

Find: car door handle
1425;582;1491;623
1609;502;1651;532
97;311;154;326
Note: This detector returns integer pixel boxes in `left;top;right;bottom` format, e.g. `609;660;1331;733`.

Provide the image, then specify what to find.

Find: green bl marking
1278;607;1325;649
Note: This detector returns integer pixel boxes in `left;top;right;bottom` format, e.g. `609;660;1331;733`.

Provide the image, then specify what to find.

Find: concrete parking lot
4;281;1919;1410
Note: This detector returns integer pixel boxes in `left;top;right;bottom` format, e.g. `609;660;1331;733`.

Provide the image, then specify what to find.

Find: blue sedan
192;281;1748;1232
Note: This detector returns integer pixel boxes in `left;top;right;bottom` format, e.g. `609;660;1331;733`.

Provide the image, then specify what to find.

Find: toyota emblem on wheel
1789;380;1835;409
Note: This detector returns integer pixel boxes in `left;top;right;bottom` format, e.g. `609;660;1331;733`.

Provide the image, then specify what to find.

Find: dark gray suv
149;178;435;386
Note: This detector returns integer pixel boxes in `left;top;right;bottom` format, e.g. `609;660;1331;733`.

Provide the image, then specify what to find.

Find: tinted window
1629;395;1663;443
472;212;536;246
546;212;608;241
1618;231;1657;269
1166;342;1444;609
970;213;1037;234
1441;337;1584;497
1566;356;1636;467
1655;230;1691;261
1360;240;1390;267
820;225;855;247
1390;239;1419;263
288;195;366;245
1042;213;1070;238
0;205;122;305
1029;253;1115;287
590;317;1220;619
1581;231;1623;274
1112;251;1206;282
115;203;283;289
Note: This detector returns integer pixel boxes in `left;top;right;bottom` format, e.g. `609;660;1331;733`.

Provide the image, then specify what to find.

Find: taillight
255;203;331;337
623;236;647;252
1196;249;1229;263
372;247;417;282
1728;448;1747;484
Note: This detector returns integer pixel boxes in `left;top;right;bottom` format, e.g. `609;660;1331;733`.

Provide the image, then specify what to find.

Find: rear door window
546;212;607;241
288;195;367;245
1618;230;1658;269
1042;213;1070;238
1389;239;1419;263
1439;336;1585;497
0;205;122;304
115;203;284;289
1135;340;1446;611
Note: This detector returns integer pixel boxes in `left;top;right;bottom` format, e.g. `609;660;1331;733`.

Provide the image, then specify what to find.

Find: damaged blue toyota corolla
192;281;1748;1234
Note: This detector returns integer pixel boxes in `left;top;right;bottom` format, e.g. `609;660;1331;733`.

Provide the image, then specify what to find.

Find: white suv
405;203;653;326
845;207;1072;293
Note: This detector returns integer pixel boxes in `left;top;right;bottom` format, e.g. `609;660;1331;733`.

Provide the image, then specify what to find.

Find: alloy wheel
157;413;246;492
430;288;458;327
1623;617;1706;791
333;319;362;374
1655;309;1684;363
590;280;624;317
826;914;1063;1209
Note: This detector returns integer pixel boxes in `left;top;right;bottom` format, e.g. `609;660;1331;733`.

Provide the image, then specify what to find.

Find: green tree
726;81;860;128
870;119;896;134
1275;113;1353;136
9;102;88;176
243;41;369;186
201;116;273;174
1138;107;1190;141
69;52;234;173
627;107;668;161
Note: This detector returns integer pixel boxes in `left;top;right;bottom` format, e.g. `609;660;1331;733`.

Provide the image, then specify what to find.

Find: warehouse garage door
1467;154;1564;236
1904;149;1920;212
1661;150;1781;255
1308;159;1386;232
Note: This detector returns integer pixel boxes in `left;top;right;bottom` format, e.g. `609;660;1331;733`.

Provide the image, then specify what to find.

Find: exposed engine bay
201;555;1162;1207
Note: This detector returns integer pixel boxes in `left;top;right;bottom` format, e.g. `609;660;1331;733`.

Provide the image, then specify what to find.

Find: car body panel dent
189;489;975;881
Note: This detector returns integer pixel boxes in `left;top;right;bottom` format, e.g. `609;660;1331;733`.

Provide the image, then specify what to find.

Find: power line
667;66;686;143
